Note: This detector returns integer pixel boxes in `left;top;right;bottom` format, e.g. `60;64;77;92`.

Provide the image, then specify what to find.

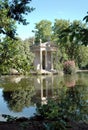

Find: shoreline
76;69;88;73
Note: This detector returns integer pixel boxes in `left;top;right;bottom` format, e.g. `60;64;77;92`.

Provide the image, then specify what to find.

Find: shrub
36;100;69;130
63;60;76;74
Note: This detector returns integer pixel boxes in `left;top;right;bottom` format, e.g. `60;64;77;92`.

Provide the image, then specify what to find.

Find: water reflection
64;74;78;87
0;73;88;122
3;90;34;112
1;76;35;112
61;86;88;123
33;76;55;104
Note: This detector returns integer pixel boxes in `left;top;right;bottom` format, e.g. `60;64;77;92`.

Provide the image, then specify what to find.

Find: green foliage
0;37;19;74
0;0;34;38
54;49;68;70
0;0;35;74
58;20;87;59
36;100;61;119
77;45;88;69
59;20;87;45
53;19;88;68
52;19;70;44
83;12;88;22
19;122;29;130
1;74;88;129
14;39;34;74
35;83;88;129
36;100;69;130
2;114;17;122
33;18;88;70
2;77;35;112
82;12;88;46
33;20;52;43
0;37;34;74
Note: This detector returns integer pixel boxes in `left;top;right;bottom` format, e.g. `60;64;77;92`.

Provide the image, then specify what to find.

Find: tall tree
0;36;34;74
53;19;88;68
81;12;88;46
33;20;52;43
59;20;86;59
52;19;70;44
0;36;20;74
52;19;70;63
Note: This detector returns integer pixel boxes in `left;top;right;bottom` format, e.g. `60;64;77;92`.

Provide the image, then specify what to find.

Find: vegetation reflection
35;84;88;129
0;74;88;124
1;76;35;112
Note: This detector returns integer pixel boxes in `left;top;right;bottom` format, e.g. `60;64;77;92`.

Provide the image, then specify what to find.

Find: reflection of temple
33;76;55;104
31;41;58;74
31;75;78;104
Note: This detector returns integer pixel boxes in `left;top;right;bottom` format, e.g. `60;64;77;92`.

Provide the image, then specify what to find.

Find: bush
36;100;69;130
63;60;76;74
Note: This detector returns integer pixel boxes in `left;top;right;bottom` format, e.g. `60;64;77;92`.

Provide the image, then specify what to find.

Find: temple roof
30;41;57;52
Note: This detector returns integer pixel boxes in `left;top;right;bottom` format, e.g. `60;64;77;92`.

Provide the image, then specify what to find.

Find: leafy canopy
33;20;52;43
0;0;34;38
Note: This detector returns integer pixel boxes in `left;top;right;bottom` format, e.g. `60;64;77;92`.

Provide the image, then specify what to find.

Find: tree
52;19;70;44
0;0;34;38
53;19;88;68
52;19;70;64
81;12;88;46
83;12;88;23
33;20;52;43
23;36;35;46
59;20;86;59
0;36;19;74
77;45;88;69
0;36;34;74
59;15;88;47
16;39;34;73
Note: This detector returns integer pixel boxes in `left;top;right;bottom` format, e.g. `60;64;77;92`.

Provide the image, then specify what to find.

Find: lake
0;72;88;122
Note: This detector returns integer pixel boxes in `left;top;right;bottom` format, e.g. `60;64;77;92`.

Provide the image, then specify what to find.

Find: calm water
0;73;88;122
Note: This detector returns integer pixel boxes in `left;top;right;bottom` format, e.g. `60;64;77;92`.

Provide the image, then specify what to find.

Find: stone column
40;77;43;101
51;52;54;70
46;79;48;97
45;50;47;70
40;39;42;70
40;48;42;70
51;76;54;95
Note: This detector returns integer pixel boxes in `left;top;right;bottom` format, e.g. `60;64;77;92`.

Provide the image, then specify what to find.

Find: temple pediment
31;41;57;52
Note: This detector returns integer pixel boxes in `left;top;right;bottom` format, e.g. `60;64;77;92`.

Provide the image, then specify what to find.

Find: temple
31;40;58;74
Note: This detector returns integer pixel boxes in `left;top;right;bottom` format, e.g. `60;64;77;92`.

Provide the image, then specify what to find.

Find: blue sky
17;0;88;40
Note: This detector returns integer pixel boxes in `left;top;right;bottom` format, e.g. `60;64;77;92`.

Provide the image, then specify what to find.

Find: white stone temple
31;40;58;74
